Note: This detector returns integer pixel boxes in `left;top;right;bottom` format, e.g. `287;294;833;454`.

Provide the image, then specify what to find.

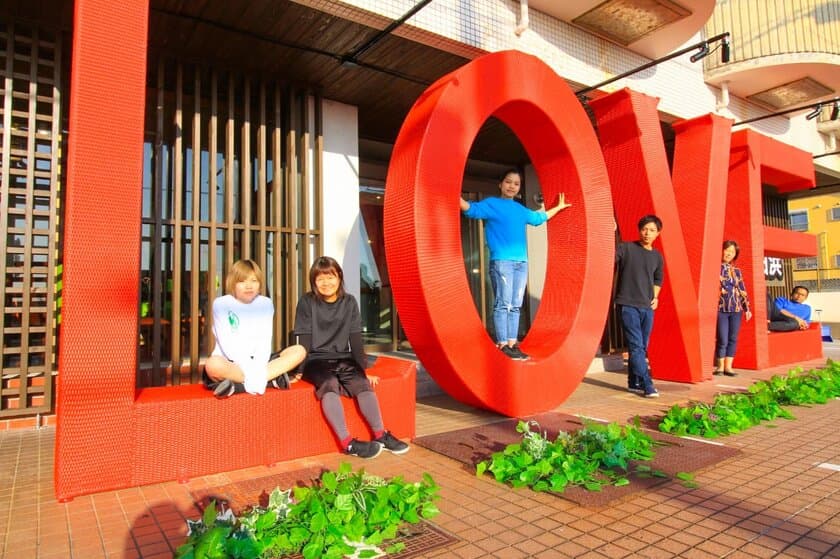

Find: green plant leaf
202;501;217;527
302;541;323;559
321;470;337;491
174;543;195;559
420;502;440;519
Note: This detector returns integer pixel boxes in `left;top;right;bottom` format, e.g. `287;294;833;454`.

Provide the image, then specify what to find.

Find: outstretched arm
544;192;571;220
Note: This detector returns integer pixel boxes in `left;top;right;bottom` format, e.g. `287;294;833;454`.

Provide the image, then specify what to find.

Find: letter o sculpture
384;50;614;416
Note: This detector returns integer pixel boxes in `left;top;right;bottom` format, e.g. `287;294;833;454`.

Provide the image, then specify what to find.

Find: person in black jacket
615;215;664;398
294;256;409;459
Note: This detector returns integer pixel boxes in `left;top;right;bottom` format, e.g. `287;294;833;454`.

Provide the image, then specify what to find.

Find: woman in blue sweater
460;169;570;360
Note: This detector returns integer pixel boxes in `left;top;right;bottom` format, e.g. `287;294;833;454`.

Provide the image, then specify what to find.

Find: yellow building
789;189;840;290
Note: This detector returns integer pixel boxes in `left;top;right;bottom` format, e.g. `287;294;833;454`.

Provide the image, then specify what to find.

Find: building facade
1;0;838;424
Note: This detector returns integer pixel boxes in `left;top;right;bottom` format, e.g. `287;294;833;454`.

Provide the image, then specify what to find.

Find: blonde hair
225;259;265;295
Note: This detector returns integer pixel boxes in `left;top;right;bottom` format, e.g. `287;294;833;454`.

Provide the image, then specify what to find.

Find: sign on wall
764;256;784;286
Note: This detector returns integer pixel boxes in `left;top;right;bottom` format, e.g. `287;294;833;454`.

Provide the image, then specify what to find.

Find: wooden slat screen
0;21;63;418
139;56;323;386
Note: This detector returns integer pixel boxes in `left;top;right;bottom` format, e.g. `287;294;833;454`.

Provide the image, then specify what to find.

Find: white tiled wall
295;0;833;156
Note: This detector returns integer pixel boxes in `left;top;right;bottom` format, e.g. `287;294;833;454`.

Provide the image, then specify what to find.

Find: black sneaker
268;372;290;390
510;345;529;360
501;345;527;361
345;439;383;459
375;431;409;455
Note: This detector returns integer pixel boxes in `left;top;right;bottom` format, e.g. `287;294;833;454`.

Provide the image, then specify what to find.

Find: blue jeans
715;311;743;358
620;305;655;393
489;260;528;344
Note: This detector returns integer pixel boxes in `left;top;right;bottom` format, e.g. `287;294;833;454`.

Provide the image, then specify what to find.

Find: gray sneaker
213;379;235;398
213;379;245;398
375;431;409;455
345;439;383;459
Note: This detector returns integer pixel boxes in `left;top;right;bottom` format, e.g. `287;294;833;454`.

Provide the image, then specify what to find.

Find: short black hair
638;214;662;232
722;240;740;261
792;285;809;296
308;256;346;302
498;168;522;182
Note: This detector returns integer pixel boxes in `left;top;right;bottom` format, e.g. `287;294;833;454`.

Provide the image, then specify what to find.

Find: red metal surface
763;226;819;259
132;358;416;487
589;90;708;383
726;130;819;369
54;1;418;501
384;50;614;417
55;0;149;500
767;325;823;366
57;347;414;500
671;115;733;379
55;12;824;498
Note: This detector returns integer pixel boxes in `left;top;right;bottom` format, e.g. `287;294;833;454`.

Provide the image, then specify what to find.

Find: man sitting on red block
768;286;811;332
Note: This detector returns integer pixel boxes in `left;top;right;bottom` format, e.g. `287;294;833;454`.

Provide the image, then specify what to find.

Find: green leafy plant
175;463;440;559
476;418;664;493
659;360;840;438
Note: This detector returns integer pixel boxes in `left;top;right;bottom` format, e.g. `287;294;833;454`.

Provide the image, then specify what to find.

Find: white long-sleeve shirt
210;294;273;393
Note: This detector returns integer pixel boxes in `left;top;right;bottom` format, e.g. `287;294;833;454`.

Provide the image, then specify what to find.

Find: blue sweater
463;197;547;261
774;297;811;323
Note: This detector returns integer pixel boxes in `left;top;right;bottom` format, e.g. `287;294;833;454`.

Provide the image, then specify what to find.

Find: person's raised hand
555;192;572;210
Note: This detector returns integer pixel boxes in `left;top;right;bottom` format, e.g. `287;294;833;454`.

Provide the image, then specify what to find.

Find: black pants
302;358;372;400
767;294;798;332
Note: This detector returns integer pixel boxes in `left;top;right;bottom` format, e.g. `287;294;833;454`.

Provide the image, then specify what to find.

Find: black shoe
345;439;383;459
713;369;724;376
269;372;290;390
501;345;527;361
375;431;409;455
723;370;738;377
627;387;644;394
213;379;246;398
511;344;529;360
213;379;235;398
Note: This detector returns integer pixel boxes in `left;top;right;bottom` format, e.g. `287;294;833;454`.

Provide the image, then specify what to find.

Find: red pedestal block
765;324;823;368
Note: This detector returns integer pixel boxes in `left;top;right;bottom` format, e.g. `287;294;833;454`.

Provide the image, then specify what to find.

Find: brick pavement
1;349;838;558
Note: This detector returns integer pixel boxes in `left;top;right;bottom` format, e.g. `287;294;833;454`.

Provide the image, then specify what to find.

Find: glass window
795;257;817;270
789;211;808;231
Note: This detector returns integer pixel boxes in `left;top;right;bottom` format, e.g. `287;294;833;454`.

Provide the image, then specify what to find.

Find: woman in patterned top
714;241;752;376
